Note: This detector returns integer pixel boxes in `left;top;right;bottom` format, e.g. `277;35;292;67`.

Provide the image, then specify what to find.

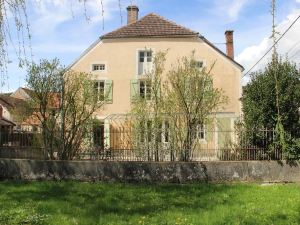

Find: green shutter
130;80;139;102
104;80;113;103
217;118;232;148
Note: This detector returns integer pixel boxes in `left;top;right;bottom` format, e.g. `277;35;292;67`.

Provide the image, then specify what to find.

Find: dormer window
138;50;153;75
92;64;106;72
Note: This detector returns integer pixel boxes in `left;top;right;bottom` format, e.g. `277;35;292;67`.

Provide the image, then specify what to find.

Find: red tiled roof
101;13;199;39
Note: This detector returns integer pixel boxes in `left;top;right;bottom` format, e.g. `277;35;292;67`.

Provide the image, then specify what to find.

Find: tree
242;59;300;133
59;70;106;159
26;59;105;160
164;54;227;161
131;51;167;161
242;59;300;159
26;59;62;159
131;52;228;161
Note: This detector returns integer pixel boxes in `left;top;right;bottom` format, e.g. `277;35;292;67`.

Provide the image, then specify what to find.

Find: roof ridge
101;13;199;39
147;13;198;35
101;13;152;38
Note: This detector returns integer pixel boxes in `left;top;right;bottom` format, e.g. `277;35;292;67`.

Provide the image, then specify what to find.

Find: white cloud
29;0;121;37
236;9;300;83
214;0;249;22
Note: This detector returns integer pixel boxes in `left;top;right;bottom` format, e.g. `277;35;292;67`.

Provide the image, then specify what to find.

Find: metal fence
0;128;287;161
0;132;46;159
76;128;284;161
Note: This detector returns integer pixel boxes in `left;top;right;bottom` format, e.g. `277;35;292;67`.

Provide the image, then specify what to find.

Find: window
195;61;204;69
93;80;113;103
139;120;169;143
139;80;152;100
92;64;106;71
197;124;206;140
191;60;204;69
138;50;153;75
94;81;105;101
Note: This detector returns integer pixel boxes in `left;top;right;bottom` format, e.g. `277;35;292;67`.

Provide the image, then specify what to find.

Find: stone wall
0;159;299;183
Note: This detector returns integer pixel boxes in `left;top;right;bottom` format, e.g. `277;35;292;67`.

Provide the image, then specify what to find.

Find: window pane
94;82;99;91
92;64;105;71
139;81;145;98
139;52;145;57
196;61;203;68
139;52;145;63
99;81;105;101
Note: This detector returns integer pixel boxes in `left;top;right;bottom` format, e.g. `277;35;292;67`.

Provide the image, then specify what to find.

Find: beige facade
71;37;243;118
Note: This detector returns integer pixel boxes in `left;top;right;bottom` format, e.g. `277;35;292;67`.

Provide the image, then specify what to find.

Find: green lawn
0;181;300;225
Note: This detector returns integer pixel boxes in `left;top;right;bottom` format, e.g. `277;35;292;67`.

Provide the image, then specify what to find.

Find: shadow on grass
1;181;247;221
1;181;300;225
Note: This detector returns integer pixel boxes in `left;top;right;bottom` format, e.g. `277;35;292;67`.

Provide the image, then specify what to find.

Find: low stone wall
0;159;299;183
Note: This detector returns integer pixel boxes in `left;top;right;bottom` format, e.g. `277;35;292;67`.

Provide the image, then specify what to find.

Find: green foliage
1;181;300;225
25;59;104;160
0;207;48;225
131;51;227;161
242;59;300;132
242;58;300;159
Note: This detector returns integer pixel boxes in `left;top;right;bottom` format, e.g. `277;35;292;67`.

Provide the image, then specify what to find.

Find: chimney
127;5;139;24
225;30;234;59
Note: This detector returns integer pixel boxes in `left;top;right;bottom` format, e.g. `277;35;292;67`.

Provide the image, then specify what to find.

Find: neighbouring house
11;87;35;101
69;5;244;160
0;94;24;131
0;87;59;132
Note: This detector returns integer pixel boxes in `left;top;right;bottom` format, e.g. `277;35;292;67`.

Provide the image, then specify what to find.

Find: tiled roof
0;95;26;109
101;13;199;39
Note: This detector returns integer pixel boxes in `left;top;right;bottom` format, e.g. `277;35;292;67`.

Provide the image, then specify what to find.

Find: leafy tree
26;59;105;160
131;51;167;161
242;59;300;133
26;59;62;159
131;52;228;161
164;53;227;161
242;58;300;159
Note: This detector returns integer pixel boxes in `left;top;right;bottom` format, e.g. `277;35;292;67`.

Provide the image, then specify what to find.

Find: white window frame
91;61;107;73
138;80;152;101
94;80;105;102
136;48;154;77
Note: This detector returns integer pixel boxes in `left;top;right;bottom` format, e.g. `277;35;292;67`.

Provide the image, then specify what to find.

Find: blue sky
4;0;300;92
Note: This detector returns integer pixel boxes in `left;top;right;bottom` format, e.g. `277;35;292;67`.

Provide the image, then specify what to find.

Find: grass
0;181;300;225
